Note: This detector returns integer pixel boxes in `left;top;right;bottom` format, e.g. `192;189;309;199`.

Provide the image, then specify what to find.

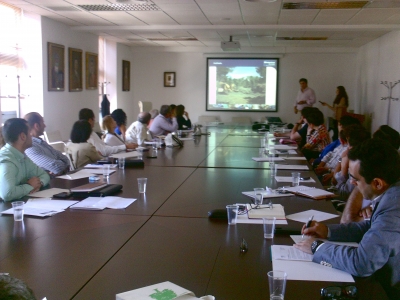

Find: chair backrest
232;116;252;124
65;152;76;171
49;141;66;153
138;101;152;113
44;130;64;143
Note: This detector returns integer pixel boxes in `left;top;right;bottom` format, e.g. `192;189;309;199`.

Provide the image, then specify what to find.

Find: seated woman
65;120;103;169
175;104;192;130
103;115;139;149
111;109;128;140
102;115;125;146
301;108;331;161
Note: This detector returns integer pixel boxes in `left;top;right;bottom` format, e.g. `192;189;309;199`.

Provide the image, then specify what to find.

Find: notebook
246;204;286;219
283;186;336;200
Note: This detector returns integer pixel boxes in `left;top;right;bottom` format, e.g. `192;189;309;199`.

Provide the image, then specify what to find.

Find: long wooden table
0;126;386;300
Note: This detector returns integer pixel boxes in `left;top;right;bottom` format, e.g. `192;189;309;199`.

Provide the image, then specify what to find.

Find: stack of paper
242;190;293;199
252;157;284;162
110;151;139;159
57;169;116;180
84;164;117;169
246;204;286;219
1;198;78;217
283;186;335;200
70;196;136;210
275;164;309;170
275;176;316;183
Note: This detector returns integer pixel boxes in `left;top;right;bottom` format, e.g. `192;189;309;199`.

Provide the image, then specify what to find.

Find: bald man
125;112;152;145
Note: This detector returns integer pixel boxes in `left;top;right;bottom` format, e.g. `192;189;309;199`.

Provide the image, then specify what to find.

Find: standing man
0;118;50;201
24;112;70;176
294;138;400;299
294;78;316;114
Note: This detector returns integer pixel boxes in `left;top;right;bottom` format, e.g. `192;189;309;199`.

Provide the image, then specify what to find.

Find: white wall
41;17;99;140
130;51;357;125
355;30;400;133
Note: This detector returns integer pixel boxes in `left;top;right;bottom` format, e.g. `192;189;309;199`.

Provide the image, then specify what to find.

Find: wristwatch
311;240;324;254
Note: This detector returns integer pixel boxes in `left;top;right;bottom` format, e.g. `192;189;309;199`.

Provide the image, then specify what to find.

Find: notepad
252;157;284;162
70;196;136;210
242;190;293;199
246;204;286;219
275;164;309;170
70;182;108;192
283;186;335;200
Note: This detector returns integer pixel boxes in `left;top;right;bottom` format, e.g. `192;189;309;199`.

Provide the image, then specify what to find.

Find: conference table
0;126;387;300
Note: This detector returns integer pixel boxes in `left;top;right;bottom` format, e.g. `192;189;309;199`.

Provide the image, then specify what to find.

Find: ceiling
5;0;400;52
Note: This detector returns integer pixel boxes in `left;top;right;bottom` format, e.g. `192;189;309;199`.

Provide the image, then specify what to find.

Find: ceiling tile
278;9;320;25
312;9;360;25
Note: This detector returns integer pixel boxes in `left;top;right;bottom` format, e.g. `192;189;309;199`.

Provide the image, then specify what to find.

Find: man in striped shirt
24;112;70;176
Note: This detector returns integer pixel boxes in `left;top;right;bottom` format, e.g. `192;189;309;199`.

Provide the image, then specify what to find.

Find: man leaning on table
294;138;400;299
0;118;50;201
79;108;137;157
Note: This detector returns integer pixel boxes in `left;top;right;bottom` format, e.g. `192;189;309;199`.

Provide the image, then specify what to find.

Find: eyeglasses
320;285;358;299
349;173;360;183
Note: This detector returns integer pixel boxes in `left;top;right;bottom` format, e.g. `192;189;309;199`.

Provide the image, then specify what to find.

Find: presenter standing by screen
294;78;316;114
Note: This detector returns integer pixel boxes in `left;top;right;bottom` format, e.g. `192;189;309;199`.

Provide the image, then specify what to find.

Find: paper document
84;164;117;169
282;185;335;199
235;203;288;225
246;204;286;219
70;196;136;210
271;245;355;282
1;198;78;217
290;235;359;247
242;190;293;199
268;145;298;150
252;157;284;162
110;151;139;159
57;169;116;180
275;149;297;155
29;188;70;198
282;157;307;161
276;164;309;170
275;176;315;183
286;209;339;223
272;245;313;261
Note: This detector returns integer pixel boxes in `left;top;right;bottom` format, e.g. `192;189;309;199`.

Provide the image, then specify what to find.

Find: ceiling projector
221;36;241;52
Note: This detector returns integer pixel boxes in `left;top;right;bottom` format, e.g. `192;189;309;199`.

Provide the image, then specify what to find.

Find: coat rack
380;80;400;124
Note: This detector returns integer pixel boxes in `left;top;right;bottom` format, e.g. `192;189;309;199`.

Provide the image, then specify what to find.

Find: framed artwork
86;52;98;90
122;60;130;91
48;42;65;91
68;48;83;92
164;72;175;87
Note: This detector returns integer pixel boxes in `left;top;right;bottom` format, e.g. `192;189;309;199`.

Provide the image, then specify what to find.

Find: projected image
207;58;278;112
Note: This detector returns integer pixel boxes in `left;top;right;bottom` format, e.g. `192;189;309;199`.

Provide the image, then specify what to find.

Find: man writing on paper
0;118;50;201
294;138;400;299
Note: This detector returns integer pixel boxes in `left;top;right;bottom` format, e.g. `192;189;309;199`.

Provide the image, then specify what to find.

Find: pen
302;215;314;238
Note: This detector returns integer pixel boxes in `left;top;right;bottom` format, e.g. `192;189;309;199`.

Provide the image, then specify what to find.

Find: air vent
283;1;368;9
46;6;81;12
78;3;160;11
276;37;328;40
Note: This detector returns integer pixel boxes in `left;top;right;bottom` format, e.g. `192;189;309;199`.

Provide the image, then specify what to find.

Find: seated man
125;112;152;145
149;105;178;136
0;118;50;201
24;112;70;176
294;138;400;299
79;108;137;157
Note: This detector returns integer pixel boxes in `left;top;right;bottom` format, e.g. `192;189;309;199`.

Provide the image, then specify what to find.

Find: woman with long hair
175;104;192;130
320;86;349;140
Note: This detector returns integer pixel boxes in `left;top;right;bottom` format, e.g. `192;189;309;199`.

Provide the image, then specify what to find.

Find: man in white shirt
79;108;136;156
125;112;152;145
294;78;316;114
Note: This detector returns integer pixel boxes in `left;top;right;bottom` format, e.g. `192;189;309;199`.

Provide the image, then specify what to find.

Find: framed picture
86;52;98;90
68;48;83;92
164;72;176;87
122;60;130;91
48;42;65;91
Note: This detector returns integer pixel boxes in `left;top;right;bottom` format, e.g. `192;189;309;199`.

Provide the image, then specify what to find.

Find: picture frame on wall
86;52;98;90
48;42;65;91
122;60;130;91
164;72;175;87
68;48;83;92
